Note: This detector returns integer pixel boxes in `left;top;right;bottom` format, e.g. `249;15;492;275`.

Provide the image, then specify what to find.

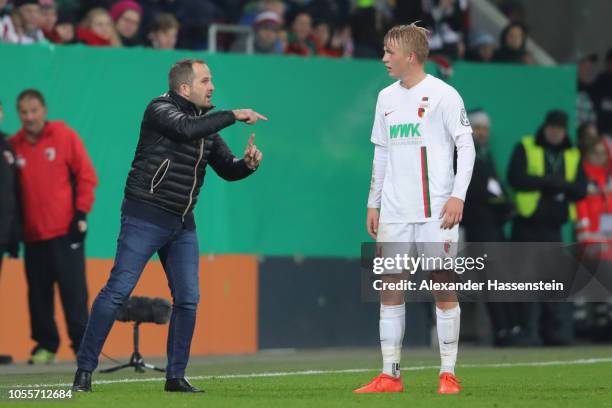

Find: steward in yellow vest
507;110;587;242
506;110;587;347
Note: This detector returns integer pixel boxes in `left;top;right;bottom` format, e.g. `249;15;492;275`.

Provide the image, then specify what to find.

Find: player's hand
366;208;380;240
244;133;263;170
233;109;268;125
439;197;464;229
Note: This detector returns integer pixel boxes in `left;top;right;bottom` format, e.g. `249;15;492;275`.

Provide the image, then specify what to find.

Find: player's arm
367;144;388;239
450;133;476;202
440;91;475;229
366;95;388;240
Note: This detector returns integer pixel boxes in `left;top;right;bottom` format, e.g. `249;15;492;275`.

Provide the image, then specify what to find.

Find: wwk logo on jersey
390;123;421;138
389;122;423;145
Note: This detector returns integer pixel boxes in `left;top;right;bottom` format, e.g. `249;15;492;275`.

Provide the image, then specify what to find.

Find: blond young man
354;24;475;395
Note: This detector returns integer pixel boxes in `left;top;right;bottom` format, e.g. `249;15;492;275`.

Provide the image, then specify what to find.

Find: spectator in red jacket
9;89;98;364
576;140;612;259
77;7;121;47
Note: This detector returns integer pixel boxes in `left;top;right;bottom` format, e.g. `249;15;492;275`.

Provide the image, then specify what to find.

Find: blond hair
384;23;430;63
80;8;122;47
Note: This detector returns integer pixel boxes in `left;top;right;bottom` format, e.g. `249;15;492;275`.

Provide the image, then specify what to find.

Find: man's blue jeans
77;214;199;379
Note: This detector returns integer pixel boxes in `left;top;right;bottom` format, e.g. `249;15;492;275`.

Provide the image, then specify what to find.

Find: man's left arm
451;133;476;202
208;134;258;181
440;89;476;229
67;128;99;240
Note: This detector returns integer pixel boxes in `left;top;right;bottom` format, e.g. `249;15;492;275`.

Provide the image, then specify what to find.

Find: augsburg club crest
418;96;429;118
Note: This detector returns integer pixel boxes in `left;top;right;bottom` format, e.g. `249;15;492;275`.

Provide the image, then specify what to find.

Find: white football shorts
375;221;459;273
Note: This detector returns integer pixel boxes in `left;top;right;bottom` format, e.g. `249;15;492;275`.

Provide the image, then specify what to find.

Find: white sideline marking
3;357;612;389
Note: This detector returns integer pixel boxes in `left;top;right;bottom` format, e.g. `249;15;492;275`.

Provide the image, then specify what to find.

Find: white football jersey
371;74;473;223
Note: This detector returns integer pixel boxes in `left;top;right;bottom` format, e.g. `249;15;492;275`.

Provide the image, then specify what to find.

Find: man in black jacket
462;109;518;346
73;58;266;392
463;110;513;243
0;100;20;365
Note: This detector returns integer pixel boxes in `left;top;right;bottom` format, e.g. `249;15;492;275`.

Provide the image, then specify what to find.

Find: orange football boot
353;373;404;393
437;372;461;394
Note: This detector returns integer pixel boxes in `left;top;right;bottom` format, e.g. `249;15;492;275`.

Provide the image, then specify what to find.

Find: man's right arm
144;100;237;143
367;94;388;208
366;94;387;239
367;144;387;209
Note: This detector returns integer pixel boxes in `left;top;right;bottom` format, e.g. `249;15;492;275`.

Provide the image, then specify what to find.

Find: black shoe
72;369;92;392
164;378;203;393
0;355;12;365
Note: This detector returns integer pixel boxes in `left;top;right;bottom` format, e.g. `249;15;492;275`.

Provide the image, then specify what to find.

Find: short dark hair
151;13;179;33
17;89;46;107
168;58;206;92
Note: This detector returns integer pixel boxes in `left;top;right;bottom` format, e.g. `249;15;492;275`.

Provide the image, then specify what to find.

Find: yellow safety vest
515;136;580;220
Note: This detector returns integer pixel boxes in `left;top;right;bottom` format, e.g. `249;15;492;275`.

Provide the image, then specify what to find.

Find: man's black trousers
24;235;89;355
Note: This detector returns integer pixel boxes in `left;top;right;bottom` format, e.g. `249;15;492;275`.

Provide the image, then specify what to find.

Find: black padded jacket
124;91;254;219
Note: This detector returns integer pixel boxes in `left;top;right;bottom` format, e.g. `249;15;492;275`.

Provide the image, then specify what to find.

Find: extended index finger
254;112;268;121
248;133;255;146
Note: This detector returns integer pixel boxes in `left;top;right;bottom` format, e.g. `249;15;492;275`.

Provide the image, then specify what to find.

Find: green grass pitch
1;346;611;407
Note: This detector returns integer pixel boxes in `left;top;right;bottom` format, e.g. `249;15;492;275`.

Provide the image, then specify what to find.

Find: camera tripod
99;322;165;373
